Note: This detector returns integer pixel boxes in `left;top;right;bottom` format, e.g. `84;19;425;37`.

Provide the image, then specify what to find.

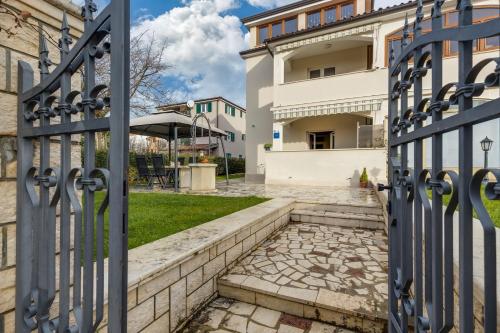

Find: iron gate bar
389;19;500;76
391;98;500;145
384;0;499;332
15;0;129;332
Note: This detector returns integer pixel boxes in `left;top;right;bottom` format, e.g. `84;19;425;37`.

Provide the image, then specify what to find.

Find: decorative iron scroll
15;1;130;332
382;0;499;332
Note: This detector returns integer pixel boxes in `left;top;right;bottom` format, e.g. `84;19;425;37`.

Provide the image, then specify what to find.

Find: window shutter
208;102;212;112
231;107;235;117
196;104;201;113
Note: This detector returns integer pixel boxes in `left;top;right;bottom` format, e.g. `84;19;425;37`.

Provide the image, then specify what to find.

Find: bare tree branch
96;31;173;116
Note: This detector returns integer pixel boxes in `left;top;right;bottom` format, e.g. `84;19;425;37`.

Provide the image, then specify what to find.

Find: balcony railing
274;69;387;107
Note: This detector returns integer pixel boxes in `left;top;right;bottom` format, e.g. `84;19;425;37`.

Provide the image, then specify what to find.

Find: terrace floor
213;180;379;206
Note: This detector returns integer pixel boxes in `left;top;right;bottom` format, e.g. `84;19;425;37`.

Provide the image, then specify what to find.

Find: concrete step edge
217;278;387;323
291;210;384;222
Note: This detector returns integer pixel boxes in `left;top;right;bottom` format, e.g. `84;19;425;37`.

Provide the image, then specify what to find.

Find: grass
216;173;245;181
426;186;500;228
95;192;268;256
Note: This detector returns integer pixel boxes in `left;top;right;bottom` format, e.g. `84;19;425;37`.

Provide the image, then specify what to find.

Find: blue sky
79;0;399;109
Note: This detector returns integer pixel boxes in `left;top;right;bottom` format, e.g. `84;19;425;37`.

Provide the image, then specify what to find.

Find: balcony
272;68;387;120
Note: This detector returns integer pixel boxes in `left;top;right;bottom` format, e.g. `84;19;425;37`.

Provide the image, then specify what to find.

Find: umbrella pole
168;137;171;165
220;136;229;185
174;126;179;192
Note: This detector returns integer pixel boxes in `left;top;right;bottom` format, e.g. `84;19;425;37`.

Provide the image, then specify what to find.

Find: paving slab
183;297;354;333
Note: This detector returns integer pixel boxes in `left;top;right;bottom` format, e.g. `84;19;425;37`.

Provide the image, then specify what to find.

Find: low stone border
97;198;294;332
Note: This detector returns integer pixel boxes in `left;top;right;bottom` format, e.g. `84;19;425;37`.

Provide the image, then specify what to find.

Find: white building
240;0;499;185
157;97;247;159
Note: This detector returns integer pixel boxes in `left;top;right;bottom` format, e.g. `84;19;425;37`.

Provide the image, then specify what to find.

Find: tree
95;31;173;116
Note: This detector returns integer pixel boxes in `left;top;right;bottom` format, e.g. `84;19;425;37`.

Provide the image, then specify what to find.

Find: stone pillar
272;122;284;151
0;1;83;331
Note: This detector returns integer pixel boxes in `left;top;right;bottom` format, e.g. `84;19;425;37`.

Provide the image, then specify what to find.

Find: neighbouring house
157;97;247;159
240;0;500;185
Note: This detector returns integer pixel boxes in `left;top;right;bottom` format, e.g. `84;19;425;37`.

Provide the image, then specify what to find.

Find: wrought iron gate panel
15;0;130;332
384;0;499;332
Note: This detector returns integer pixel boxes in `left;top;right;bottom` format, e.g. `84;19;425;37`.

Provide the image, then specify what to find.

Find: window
196;102;211;113
307;11;321;28
240;110;244;118
309;69;321;79
239;155;243;159
257;16;298;44
324;67;336;76
367;45;373;69
272;22;282;37
226;153;232;158
485;36;500;49
258;25;268;44
448;40;478;55
325;7;337;24
285;17;298;33
226;131;235;142
225;104;236;116
385;6;499;66
242;134;246;141
340;3;354;19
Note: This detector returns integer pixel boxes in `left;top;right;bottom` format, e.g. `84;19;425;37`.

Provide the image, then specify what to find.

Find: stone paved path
183;297;355;333
219;223;388;320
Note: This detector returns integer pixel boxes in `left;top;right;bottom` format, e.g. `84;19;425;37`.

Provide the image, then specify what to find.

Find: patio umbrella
130;111;229;191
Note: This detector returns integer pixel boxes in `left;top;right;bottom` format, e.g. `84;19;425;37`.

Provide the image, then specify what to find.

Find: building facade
157;97;247;158
240;0;500;185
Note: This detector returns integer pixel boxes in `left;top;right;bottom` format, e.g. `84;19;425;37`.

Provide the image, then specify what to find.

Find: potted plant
359;168;369;188
264;143;272;151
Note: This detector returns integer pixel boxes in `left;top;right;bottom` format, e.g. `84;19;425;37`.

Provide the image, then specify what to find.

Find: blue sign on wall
273;131;280;139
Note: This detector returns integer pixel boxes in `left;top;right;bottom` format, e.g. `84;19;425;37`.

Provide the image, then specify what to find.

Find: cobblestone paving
183;297;355;333
220;223;388;319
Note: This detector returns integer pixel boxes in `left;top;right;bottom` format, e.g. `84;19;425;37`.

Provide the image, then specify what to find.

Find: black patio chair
135;155;154;189
151;155;172;188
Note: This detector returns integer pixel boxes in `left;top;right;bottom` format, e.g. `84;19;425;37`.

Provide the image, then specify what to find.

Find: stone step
294;202;384;216
290;209;385;230
218;277;387;333
217;223;389;333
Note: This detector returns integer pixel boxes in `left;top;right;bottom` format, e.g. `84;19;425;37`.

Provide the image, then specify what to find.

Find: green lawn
95;192;268;256
427;187;500;228
216;173;245;181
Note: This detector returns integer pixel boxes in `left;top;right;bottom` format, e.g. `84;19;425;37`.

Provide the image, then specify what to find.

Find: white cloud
133;0;248;106
245;0;298;9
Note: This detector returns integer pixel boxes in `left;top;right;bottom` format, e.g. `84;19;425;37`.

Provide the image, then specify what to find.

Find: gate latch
377;183;392;192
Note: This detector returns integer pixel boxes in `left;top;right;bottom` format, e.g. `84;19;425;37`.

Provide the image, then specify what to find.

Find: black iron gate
15;0;129;332
384;0;499;331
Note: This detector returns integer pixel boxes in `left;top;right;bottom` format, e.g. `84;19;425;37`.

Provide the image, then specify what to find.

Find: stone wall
96;198;294;332
0;1;83;331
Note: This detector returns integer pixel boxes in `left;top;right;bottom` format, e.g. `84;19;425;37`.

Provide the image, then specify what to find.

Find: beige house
157;97;246;158
240;0;500;185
